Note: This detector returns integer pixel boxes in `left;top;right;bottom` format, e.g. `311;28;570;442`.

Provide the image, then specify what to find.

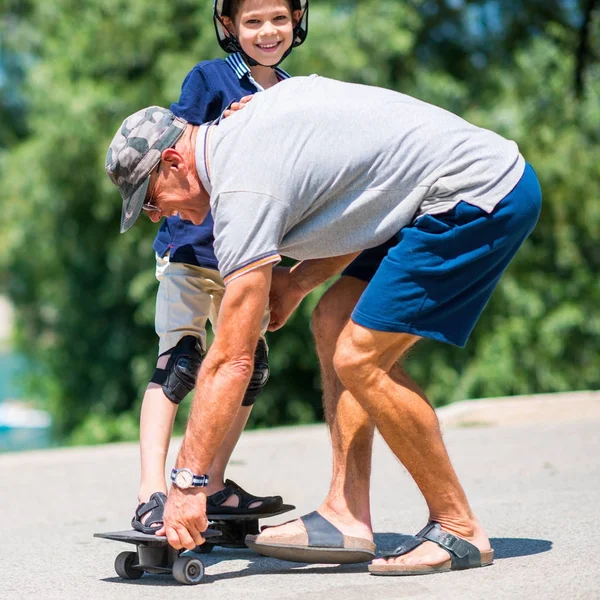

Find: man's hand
269;266;307;331
156;487;208;550
268;254;361;330
223;95;254;118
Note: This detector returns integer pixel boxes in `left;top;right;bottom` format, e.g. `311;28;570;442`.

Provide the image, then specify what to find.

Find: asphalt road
2;391;599;600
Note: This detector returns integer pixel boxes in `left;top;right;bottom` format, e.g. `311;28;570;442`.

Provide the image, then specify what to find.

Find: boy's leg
137;359;178;503
135;254;213;528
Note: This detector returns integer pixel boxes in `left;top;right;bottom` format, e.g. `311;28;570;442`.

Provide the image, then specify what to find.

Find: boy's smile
256;41;283;53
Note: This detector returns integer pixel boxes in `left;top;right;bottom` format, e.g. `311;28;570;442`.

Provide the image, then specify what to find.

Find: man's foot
369;521;493;575
245;507;375;564
257;505;373;542
131;491;167;535
206;479;283;515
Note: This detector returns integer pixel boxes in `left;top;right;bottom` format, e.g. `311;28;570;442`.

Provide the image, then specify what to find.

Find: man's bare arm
290;252;361;294
177;264;272;472
269;252;360;331
161;265;272;550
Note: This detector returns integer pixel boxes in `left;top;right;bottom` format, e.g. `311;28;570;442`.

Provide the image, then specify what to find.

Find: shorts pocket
413;213;454;234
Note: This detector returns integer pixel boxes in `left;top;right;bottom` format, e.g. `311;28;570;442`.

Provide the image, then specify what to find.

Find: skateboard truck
94;529;221;585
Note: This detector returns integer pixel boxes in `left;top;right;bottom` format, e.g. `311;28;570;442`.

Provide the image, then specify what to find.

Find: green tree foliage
1;0;220;441
0;1;32;150
406;19;600;404
1;0;598;443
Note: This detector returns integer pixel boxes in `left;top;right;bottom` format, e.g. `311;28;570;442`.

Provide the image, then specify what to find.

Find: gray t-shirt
195;75;525;283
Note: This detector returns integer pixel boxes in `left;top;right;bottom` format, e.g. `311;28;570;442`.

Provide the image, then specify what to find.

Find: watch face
175;469;194;489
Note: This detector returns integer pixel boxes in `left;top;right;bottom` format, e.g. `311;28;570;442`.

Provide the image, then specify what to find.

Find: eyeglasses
142;162;162;214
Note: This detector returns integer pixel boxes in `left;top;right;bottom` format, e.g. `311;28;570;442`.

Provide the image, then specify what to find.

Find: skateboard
195;504;295;553
94;528;221;585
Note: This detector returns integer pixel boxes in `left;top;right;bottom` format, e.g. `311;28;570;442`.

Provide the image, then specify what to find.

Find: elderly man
106;75;541;575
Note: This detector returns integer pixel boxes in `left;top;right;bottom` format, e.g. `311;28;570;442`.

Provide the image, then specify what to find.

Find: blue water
0;427;53;452
0;351;26;401
0;351;53;453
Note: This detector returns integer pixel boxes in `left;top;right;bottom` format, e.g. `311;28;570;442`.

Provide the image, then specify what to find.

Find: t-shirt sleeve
212;192;289;284
169;66;224;125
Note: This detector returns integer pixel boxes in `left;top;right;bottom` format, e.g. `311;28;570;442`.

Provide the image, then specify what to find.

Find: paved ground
3;391;599;600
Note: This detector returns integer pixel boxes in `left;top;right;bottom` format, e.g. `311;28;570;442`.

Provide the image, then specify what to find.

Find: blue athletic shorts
342;237;398;281
350;163;542;347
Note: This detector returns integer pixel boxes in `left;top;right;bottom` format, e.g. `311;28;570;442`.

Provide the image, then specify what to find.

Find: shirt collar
225;52;290;91
195;125;213;195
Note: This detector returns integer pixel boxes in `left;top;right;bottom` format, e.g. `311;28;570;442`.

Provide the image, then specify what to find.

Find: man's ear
161;148;188;175
292;10;301;26
220;16;235;36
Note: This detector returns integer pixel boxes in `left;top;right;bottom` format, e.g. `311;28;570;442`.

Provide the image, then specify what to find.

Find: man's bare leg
315;278;374;540
334;322;490;567
258;277;377;541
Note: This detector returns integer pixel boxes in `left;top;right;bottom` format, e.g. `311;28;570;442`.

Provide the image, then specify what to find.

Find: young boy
131;0;309;534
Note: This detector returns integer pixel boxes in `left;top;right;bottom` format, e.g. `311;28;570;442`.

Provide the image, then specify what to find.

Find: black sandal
131;491;167;535
206;479;283;515
368;521;494;575
246;510;376;564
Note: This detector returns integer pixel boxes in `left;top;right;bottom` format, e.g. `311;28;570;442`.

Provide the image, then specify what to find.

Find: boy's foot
206;479;283;515
131;491;167;535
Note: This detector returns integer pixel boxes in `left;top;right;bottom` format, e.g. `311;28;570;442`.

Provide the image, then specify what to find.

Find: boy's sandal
368;521;494;576
206;479;283;515
131;491;167;535
245;510;376;564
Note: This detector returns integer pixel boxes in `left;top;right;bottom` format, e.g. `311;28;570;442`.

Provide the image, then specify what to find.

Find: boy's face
224;0;300;67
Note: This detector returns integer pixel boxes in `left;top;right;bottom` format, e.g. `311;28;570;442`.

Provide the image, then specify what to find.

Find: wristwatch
170;468;209;489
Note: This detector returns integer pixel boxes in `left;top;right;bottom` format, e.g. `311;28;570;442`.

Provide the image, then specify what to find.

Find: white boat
0;401;51;430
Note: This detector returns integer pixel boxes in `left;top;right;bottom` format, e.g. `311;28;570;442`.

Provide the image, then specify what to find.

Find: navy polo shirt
152;54;290;269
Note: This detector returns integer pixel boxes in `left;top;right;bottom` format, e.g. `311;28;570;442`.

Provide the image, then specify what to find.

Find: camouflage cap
105;106;188;233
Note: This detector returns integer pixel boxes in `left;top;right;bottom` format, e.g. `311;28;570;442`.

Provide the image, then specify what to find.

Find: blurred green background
0;0;598;447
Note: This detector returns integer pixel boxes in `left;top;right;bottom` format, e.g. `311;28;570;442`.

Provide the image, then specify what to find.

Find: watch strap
191;474;209;487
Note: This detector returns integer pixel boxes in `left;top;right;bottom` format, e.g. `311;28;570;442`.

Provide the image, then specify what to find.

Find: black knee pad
242;339;270;406
150;335;205;404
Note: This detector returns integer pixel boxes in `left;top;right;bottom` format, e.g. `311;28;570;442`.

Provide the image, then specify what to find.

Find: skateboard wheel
114;551;143;579
172;556;205;585
194;542;214;554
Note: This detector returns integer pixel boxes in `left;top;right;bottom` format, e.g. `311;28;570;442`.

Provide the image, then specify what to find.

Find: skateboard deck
199;503;295;552
94;528;221;585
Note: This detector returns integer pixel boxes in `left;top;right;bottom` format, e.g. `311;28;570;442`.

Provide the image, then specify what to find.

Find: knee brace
150;335;205;405
242;339;270;406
